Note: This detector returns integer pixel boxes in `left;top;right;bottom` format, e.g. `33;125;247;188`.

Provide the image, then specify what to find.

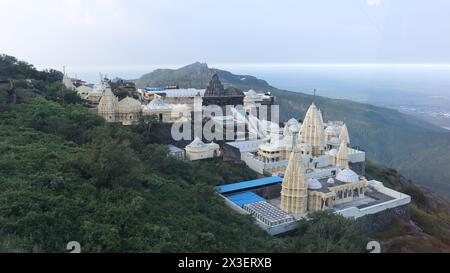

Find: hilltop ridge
136;62;271;91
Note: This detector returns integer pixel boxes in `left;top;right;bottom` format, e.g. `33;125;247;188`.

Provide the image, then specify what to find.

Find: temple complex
218;102;410;235
224;103;366;176
63;71;411;236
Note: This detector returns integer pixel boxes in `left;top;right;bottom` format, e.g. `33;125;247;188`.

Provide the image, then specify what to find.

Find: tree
78;136;143;188
292;211;367;253
113;88;129;100
134;115;162;144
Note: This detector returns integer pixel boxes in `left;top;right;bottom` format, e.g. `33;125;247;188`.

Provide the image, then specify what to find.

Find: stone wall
255;184;282;200
357;204;410;232
350;161;365;176
222;143;242;162
202;96;244;110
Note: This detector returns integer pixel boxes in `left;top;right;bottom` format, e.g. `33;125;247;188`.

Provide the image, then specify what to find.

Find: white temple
64;74;195;125
280;143;308;214
227;103;366;177
185;137;221;161
97;86;142;125
218;102;411;235
142;96;191;123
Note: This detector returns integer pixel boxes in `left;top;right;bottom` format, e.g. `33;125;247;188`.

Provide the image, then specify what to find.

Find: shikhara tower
299;103;326;156
98;87;119;123
339;123;350;144
280;142;308;214
336;139;349;169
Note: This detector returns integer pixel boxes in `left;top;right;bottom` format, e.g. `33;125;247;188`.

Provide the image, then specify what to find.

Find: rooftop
312;175;363;193
226;192;265;207
244;201;294;224
144;88;205;97
168;145;184;153
217;176;283;194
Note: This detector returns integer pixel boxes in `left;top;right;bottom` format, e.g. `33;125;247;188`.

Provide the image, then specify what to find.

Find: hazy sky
1;0;450;70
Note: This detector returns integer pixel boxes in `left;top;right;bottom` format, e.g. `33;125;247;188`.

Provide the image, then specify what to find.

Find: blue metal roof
217;176;283;194
227;192;265;207
144;86;165;91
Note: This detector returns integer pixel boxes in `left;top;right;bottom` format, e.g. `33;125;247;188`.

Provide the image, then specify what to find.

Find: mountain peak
182;62;209;70
135;63;273;90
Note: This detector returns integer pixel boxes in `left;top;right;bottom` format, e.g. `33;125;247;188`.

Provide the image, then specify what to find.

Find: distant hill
136;63;450;197
136;62;271;90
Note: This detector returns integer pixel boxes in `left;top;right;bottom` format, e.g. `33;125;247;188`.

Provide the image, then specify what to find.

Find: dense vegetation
136;62;450;197
0;54;369;253
0;96;270;252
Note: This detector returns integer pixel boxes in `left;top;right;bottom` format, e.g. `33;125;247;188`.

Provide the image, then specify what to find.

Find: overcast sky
1;0;450;71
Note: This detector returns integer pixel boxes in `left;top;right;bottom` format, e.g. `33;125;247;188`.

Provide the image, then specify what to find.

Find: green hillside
136;63;450;197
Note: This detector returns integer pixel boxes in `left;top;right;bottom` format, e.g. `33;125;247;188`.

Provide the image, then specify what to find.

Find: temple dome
336;169;359;183
76;85;93;99
307;178;323;190
187;137;207;149
326;125;341;136
328;149;338;156
118;97;141;113
144;97;171;111
246;89;258;98
287;118;300;133
328;137;341;146
327;178;335;184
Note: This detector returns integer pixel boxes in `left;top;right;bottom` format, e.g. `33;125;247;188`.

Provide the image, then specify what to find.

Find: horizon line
38;62;450;75
211;63;450;68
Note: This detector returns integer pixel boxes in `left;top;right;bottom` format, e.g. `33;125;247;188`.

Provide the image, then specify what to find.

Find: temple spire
280;145;308;214
336;140;349;169
339;123;350;144
299;103;326;156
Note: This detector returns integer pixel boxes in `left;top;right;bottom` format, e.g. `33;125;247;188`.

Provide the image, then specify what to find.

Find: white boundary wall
227;139;268;153
336;180;411;219
348;148;366;163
